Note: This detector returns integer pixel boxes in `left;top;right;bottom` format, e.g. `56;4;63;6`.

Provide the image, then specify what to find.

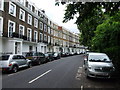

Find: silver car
0;54;32;73
84;53;115;78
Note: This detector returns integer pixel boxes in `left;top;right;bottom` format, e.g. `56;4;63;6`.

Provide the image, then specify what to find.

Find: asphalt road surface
1;55;120;89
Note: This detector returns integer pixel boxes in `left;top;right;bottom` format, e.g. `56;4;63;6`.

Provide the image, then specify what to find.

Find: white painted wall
2;39;14;54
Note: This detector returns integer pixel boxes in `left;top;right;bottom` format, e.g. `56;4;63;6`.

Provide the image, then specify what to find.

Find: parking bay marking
28;69;52;84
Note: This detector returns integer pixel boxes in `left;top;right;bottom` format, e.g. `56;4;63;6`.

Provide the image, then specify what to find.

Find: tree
92;11;120;70
55;1;120;48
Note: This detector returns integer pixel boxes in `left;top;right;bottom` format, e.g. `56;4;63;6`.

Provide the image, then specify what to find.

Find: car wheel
28;63;32;68
12;66;18;73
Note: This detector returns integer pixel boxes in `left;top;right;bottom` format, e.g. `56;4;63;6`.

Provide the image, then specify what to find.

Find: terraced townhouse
0;0;85;55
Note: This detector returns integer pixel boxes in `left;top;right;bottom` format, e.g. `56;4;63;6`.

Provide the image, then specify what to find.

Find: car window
89;54;110;62
26;52;33;57
20;56;26;59
13;55;19;59
13;55;22;60
0;55;10;60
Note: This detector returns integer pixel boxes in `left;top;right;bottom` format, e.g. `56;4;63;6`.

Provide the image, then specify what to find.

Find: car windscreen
26;52;34;56
0;55;10;60
45;54;48;56
89;54;111;62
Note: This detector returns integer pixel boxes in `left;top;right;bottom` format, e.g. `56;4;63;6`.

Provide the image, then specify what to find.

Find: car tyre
28;63;32;68
12;66;18;73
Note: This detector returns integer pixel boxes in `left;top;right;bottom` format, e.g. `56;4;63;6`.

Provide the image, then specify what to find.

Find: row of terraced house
0;0;85;55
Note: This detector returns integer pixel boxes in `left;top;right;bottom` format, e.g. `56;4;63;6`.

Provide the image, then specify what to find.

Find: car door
20;55;27;66
12;55;22;66
39;53;45;63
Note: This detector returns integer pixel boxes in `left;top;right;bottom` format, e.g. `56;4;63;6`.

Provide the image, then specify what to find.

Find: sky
31;0;79;33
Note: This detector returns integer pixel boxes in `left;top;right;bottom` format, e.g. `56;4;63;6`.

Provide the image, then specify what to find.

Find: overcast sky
31;0;79;33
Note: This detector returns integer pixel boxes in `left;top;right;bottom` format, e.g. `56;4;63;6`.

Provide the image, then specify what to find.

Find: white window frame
40;33;43;41
18;0;25;6
27;28;32;41
48;27;51;34
34;18;38;28
34;31;38;42
44;24;47;32
40;22;43;30
19;25;24;35
9;2;16;17
0;0;4;11
28;14;32;25
19;8;25;21
8;20;16;37
0;16;3;36
28;3;32;11
35;9;38;15
48;36;50;43
44;34;47;41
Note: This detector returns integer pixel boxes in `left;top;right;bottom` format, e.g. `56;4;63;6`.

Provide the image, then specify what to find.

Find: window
40;22;43;30
44;34;47;41
18;0;25;6
8;20;15;37
48;27;51;34
35;10;37;14
27;28;32;41
28;14;32;25
44;24;47;32
51;29;53;35
0;17;3;36
28;3;32;11
48;36;50;43
19;9;25;21
40;33;43;41
34;18;38;28
0;0;4;11
34;31;38;42
19;25;24;35
9;2;16;17
44;17;47;23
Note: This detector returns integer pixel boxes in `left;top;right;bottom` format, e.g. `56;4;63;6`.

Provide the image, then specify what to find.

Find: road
1;55;120;89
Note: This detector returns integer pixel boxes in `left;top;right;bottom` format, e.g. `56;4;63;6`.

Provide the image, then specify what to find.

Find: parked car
25;52;46;65
45;53;54;62
69;52;74;56
61;52;66;57
84;53;115;78
65;52;70;56
0;54;32;73
52;52;61;60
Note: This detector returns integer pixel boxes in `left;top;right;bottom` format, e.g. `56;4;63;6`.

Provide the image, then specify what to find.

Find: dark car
65;52;70;57
52;52;61;60
61;52;66;57
45;53;54;62
25;52;46;65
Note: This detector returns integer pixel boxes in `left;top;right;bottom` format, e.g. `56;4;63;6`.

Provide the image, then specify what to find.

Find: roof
88;52;106;56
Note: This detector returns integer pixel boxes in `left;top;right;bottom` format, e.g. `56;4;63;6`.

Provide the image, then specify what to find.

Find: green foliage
56;1;120;71
92;12;120;70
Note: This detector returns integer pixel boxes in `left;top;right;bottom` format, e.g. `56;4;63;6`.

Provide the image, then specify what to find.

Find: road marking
28;69;52;84
81;85;83;90
8;74;14;76
79;67;82;68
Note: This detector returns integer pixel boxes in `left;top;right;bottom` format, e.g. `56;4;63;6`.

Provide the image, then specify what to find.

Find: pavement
1;55;120;89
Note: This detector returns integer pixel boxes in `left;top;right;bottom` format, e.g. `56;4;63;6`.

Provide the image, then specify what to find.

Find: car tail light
9;64;12;66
